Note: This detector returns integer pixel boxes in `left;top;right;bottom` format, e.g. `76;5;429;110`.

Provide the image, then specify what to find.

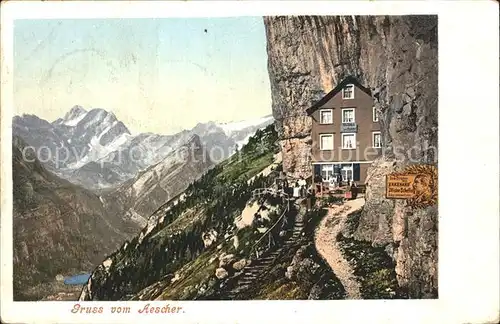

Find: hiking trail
314;197;365;299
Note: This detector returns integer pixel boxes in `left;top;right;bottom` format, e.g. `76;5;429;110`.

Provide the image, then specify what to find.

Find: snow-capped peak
62;105;88;126
218;115;274;135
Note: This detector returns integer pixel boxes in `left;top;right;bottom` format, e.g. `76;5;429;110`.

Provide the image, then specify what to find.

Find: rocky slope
101;134;214;227
264;15;438;298
12;136;141;300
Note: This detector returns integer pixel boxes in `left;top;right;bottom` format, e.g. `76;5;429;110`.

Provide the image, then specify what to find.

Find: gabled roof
306;76;372;115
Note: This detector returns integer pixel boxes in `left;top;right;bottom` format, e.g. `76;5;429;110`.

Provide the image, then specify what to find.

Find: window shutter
314;164;321;176
353;164;361;181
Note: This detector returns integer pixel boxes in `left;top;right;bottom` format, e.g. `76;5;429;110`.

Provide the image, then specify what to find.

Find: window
342;84;355;99
319;134;334;150
372;131;382;148
321;164;334;181
342;108;355;123
319;109;333;124
341;164;353;182
373;106;379;122
342;133;356;149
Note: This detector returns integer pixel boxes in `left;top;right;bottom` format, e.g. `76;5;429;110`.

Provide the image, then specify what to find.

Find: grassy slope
86;125;280;300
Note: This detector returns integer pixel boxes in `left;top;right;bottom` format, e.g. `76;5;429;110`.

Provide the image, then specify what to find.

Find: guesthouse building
306;76;382;185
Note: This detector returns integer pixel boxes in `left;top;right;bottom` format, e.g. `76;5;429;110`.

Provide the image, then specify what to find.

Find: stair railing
249;188;290;259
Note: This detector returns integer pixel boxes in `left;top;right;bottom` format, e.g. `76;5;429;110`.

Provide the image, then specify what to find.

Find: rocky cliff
12;136;141;300
264;15;438;298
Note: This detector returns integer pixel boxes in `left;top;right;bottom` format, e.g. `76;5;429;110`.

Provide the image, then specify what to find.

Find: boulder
233;235;240;249
102;258;113;271
219;254;236;268
286;244;320;281
202;229;218;248
171;273;181;283
232;259;247;271
285;266;294;280
215;268;228;279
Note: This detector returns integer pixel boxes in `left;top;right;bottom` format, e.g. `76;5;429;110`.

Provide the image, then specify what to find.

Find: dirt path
314;198;365;299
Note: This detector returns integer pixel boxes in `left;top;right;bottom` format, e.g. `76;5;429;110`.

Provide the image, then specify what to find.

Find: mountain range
13;105;274;190
12;106;273;300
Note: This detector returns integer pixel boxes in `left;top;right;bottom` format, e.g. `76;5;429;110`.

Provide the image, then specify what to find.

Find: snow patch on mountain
66;132;131;169
97;121;118;142
219;115;274;135
58;105;88;126
236;134;253;148
64;111;88;127
91;132;131;160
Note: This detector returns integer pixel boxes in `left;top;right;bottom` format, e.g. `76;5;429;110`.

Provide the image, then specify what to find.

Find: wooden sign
385;164;438;208
386;174;417;198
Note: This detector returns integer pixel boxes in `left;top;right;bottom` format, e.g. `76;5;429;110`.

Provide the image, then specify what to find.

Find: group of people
313;173;358;193
277;173;308;198
328;173;347;189
277;172;359;198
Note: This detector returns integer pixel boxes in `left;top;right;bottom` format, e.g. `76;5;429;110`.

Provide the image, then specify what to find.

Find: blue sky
14;17;272;134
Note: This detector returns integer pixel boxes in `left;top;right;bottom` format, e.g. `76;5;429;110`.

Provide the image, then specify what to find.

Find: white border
319;109;333;124
341;133;356;149
341;107;356;123
372;106;379;122
372;131;381;148
319;133;334;150
1;1;499;324
342;83;355;99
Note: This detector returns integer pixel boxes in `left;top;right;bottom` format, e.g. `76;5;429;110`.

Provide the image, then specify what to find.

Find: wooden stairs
223;209;305;300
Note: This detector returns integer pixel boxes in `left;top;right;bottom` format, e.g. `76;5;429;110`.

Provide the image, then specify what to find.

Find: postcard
1;1;499;324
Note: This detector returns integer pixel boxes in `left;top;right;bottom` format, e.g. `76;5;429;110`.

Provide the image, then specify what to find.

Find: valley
12;136;140;300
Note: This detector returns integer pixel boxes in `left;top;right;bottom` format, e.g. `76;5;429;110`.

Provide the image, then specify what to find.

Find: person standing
329;176;336;191
283;176;289;196
293;182;301;198
298;176;306;197
314;174;322;194
336;173;342;188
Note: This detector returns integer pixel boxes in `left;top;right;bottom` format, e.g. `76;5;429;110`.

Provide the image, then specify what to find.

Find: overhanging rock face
264;15;438;298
